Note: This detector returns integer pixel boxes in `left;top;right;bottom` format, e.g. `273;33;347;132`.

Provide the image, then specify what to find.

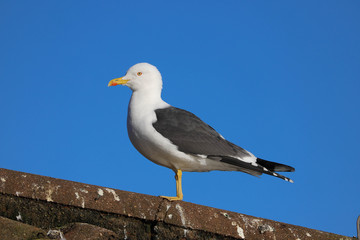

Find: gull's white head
108;63;162;92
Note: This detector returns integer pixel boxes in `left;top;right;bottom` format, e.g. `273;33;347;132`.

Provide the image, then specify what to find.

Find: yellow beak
108;77;129;87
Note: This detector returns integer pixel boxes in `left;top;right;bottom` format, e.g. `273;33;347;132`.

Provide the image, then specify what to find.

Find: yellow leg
161;169;183;201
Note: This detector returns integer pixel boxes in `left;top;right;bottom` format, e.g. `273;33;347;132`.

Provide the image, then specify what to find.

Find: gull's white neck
127;87;169;124
130;87;166;108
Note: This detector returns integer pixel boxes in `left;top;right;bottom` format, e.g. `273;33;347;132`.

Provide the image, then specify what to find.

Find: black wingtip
256;158;295;172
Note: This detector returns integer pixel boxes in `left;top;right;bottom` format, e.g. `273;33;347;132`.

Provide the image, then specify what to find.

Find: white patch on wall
231;221;245;239
16;212;22;221
74;192;85;208
80;188;88;193
44;184;61;202
175;204;186;226
97;188;104;196
105;188;120;201
237;225;245;239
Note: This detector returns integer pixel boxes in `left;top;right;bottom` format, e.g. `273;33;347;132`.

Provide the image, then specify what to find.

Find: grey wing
152;107;252;159
153;107;295;182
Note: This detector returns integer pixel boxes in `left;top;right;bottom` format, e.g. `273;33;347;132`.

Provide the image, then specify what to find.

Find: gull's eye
137;72;142;76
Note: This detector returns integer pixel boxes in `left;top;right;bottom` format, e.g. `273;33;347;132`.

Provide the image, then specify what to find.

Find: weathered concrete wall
0;168;355;240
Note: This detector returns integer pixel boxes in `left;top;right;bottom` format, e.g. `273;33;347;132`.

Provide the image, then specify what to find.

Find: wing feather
153;107;251;158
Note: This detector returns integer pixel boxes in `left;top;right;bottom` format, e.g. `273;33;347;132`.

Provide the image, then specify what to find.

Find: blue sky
1;0;359;237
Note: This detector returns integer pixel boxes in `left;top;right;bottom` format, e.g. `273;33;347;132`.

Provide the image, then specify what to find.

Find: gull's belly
127;116;188;170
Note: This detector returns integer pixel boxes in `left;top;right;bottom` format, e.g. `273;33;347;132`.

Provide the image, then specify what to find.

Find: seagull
108;63;295;201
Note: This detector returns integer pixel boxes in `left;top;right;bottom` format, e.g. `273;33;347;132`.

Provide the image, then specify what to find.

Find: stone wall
0;168;355;240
